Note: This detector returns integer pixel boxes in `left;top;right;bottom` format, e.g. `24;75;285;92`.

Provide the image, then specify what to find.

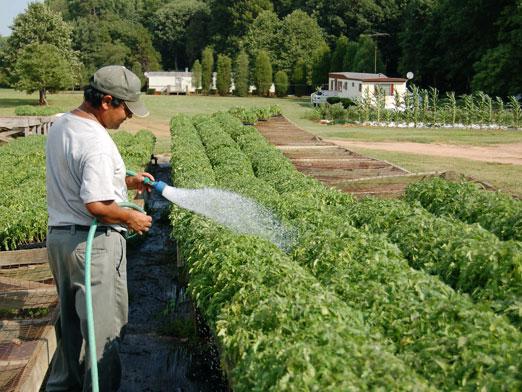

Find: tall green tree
0;36;8;87
254;50;272;96
234;50;249;97
201;46;214;94
278;10;326;75
342;41;359;71
311;44;331;88
192;59;202;91
472;1;522;96
244;10;326;76
274;70;289;97
292;59;307;96
208;0;273;54
151;0;210;70
399;0;511;93
216;54;232;95
352;35;384;73
2;2;80;103
243;10;282;73
71;16;160;84
330;35;349;71
12;43;76;105
59;0;141;21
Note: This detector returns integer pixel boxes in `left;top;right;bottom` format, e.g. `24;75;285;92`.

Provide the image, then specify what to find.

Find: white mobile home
144;71;195;94
328;72;408;109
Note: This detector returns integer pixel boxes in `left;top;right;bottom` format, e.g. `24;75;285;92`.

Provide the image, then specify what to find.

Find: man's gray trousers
45;227;128;392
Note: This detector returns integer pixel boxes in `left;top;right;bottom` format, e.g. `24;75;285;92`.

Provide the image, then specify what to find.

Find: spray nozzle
126;170;166;193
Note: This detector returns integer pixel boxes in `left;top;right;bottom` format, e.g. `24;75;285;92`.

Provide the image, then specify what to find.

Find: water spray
126;170;295;250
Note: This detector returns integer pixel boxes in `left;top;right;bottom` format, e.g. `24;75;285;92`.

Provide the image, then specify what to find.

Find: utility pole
360;32;389;73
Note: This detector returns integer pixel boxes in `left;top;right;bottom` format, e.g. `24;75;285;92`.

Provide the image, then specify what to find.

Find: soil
119;159;228;392
326;140;522;165
124;117;170;137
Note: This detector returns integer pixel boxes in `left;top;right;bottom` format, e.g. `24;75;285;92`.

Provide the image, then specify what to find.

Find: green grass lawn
2;88;521;194
309;125;522;145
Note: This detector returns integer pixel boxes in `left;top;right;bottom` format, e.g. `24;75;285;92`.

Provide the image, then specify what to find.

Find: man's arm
86;200;152;235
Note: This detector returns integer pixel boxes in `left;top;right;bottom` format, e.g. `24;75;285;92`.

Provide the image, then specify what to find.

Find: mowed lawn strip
1;89;520;193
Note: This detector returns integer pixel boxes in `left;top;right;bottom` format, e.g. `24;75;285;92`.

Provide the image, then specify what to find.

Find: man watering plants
45;65;152;391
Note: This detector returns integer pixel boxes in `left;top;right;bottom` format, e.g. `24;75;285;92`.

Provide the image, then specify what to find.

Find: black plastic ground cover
120;161;228;392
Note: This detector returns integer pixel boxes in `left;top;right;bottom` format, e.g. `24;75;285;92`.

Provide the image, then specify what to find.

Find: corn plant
461;94;475;125
495;96;505;125
411;84;421;127
358;88;372;122
373;87;386;122
476;91;493;125
429;87;439;124
421;89;429;124
508;95;521;128
393;90;403;123
446;91;457;124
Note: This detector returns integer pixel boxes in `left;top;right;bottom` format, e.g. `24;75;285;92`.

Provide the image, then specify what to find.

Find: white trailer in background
312;72;408;109
144;71;196;94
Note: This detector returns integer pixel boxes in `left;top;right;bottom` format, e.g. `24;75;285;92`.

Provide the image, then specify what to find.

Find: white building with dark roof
328;72;408;108
144;71;196;94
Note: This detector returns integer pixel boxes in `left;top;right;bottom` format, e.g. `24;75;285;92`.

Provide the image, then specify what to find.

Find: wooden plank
0;277;57;309
0;130;24;138
1;315;55;342
15;321;57;392
0;248;48;267
0;117;57;129
0;340;39;366
0;264;53;284
0;364;25;391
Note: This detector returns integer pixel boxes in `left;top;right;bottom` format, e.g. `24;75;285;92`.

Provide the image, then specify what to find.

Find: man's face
100;96;132;129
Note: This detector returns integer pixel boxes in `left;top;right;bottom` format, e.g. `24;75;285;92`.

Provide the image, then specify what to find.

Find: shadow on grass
0;98;38;108
295;100;313;108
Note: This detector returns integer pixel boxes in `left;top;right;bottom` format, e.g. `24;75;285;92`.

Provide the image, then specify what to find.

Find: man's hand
86;201;152;235
125;209;152;235
126;172;155;194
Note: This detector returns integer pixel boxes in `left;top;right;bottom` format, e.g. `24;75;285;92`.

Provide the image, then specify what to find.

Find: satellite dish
406;72;414;80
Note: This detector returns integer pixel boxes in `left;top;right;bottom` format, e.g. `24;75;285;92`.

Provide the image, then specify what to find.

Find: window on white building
374;84;394;96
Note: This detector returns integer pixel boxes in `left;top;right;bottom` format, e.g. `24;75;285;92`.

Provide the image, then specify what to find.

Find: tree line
0;0;520;100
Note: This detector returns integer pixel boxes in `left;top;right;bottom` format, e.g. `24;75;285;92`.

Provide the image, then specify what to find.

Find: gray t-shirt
46;112;128;227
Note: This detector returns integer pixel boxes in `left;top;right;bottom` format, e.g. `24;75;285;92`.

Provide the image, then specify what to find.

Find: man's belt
48;225;123;235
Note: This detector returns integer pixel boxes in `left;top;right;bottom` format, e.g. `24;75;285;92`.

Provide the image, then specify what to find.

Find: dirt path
124;117;171;137
326;140;522;165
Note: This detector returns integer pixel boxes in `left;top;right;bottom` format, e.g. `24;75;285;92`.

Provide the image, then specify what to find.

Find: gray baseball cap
90;65;149;117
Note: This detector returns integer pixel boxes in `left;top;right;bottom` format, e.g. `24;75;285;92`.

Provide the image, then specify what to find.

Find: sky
0;0;42;37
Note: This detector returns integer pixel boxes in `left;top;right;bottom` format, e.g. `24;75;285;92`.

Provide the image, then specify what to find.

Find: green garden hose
85;201;145;392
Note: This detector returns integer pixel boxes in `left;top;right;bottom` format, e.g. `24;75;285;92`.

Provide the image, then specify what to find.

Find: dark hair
84;84;124;109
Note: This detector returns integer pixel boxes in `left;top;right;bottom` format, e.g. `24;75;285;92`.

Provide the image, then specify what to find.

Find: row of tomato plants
209;112;522;390
0;130;155;251
404;176;522;241
169;114;432;391
343;197;522;329
224;109;522;329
